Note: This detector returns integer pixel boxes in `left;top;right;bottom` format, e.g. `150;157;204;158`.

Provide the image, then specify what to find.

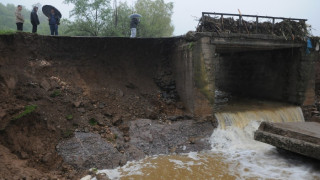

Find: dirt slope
0;33;188;179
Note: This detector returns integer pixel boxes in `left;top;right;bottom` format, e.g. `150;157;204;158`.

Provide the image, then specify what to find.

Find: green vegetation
0;29;15;35
91;168;98;173
63;0;174;37
0;1;174;37
50;90;61;98
13;105;37;120
135;0;174;37
89;118;98;126
62;129;73;138
66;114;73;120
188;42;194;50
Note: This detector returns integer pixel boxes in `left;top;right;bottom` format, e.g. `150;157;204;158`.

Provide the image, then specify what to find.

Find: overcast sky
1;0;319;36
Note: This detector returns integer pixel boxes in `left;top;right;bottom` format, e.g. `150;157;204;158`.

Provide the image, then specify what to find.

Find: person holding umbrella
48;9;60;36
15;5;24;31
129;14;141;38
30;6;40;33
42;5;62;36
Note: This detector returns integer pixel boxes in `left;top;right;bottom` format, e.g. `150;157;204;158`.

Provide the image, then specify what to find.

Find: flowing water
91;103;320;180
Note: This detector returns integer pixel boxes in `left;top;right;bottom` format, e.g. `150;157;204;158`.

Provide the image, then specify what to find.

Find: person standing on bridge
129;14;142;38
48;9;60;36
30;6;40;33
15;5;24;31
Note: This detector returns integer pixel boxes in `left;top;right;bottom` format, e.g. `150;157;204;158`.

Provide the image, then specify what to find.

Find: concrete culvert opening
215;48;302;105
208;34;312;108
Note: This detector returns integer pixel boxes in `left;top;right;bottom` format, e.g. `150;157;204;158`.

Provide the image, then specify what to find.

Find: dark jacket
30;11;40;25
49;14;60;25
130;18;139;28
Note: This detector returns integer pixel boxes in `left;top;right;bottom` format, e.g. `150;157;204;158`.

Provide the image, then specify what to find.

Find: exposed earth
0;33;216;179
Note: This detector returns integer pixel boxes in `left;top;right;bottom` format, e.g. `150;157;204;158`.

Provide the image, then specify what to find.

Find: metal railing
201;12;307;34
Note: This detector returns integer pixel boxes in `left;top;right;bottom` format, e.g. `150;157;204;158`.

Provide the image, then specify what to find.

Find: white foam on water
209;119;320;180
97;159;149;179
84;106;320;180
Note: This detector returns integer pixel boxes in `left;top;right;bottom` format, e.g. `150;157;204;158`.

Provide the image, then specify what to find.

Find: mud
0;33;216;179
57;119;215;170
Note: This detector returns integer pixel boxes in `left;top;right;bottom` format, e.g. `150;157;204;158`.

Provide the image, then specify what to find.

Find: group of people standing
15;5;140;37
15;5;60;35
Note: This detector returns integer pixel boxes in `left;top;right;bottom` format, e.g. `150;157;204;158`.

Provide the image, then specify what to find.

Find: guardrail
201;12;307;34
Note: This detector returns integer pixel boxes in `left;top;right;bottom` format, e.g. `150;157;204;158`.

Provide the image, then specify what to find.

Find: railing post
221;15;224;30
256;17;258;33
239;15;242;33
202;12;204;32
272;18;275;34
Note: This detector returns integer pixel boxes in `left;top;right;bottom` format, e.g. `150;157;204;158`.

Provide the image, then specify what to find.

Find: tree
104;1;132;37
64;0;113;36
135;0;174;37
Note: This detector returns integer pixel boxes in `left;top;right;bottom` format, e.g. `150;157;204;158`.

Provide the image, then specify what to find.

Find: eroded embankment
0;33;216;179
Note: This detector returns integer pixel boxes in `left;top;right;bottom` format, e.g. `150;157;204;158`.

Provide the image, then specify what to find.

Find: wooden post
256;17;258;33
221;15;224;30
272;18;275;34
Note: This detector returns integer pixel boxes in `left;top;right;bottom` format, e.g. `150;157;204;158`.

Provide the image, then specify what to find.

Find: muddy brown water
89;101;320;180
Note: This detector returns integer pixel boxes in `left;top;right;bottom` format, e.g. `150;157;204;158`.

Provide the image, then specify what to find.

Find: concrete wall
215;48;315;105
173;37;215;116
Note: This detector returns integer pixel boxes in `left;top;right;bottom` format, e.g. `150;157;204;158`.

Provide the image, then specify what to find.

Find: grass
50;90;61;98
188;42;194;50
89;118;98;126
0;30;16;35
13;105;37;120
62;129;73;138
90;168;98;173
66;114;73;120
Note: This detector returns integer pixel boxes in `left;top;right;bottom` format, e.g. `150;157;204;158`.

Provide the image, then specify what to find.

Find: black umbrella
42;5;62;18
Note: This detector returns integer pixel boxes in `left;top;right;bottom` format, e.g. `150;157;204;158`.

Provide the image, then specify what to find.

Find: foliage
89;118;98;126
13;105;37;120
66;114;73;120
103;1;132;37
0;29;15;35
64;0;113;36
62;129;73;138
50;90;61;98
64;0;174;37
135;0;174;37
0;0;175;37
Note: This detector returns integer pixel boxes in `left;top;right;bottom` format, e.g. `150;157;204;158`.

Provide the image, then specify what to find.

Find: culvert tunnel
173;33;316;116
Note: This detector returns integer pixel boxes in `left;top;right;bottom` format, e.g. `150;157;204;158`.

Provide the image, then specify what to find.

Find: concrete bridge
0;32;317;117
174;32;317;116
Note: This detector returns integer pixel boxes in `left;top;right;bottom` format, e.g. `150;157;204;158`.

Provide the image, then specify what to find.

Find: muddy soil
0;33;215;179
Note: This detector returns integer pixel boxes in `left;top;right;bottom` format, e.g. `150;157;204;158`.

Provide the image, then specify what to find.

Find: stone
119;90;124;97
112;116;122;126
73;101;82;108
254;122;320;160
78;108;86;113
0;109;6;120
128;119;214;156
57;132;126;170
80;175;92;180
99;103;105;109
40;79;51;91
96;174;110;180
